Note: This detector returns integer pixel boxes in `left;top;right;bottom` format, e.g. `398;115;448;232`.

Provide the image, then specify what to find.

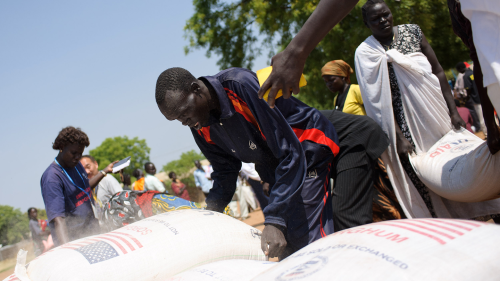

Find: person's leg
331;165;374;232
465;98;481;131
474;103;487;135
247;178;269;210
281;163;333;260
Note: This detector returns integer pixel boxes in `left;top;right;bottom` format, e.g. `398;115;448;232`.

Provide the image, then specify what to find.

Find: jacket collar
200;76;235;125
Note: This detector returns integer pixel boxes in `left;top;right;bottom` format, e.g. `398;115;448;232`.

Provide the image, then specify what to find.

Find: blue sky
0;1;269;211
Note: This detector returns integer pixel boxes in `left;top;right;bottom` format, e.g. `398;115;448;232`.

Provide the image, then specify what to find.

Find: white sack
166;260;275;281
20;209;265;281
410;128;500;202
355;35;500;219
251;219;500;281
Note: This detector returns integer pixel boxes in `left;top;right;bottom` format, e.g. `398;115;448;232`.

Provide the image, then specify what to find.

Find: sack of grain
166;260;275;281
14;209;265;281
251;218;500;280
410;128;500;202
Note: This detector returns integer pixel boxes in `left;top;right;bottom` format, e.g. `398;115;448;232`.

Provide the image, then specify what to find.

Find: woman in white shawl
355;0;500;221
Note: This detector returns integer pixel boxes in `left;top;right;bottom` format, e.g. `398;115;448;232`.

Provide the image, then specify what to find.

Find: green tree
89;136;150;177
162;150;206;176
185;0;470;109
0;205;30;246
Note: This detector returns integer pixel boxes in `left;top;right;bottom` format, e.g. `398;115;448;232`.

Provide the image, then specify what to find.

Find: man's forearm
285;0;359;59
53;217;69;245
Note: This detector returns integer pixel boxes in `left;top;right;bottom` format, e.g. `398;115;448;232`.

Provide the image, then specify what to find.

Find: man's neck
200;79;221;118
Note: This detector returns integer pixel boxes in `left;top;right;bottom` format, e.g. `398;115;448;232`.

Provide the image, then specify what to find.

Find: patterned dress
384;24;437;218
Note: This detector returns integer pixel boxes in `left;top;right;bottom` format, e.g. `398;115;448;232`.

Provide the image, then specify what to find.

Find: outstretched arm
257;0;359;107
421;34;466;130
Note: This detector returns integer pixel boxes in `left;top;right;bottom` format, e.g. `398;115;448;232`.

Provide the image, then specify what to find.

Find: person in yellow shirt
321;60;366;116
321;59;405;225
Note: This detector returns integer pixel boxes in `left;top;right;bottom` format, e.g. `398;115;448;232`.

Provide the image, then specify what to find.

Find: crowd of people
33;0;500;263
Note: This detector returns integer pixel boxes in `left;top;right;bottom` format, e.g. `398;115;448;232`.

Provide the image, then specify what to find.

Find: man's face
159;84;211;131
29;209;37;220
80;157;99;178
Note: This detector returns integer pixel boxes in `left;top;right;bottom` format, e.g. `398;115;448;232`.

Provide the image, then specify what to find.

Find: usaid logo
276;256;327;280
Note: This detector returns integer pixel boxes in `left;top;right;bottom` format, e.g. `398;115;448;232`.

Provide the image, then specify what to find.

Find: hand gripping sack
251;219;500;281
166;260;276;281
410;128;500;202
14;209;265;281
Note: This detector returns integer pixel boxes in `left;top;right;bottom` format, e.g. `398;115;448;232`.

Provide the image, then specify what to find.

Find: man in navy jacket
155;67;339;259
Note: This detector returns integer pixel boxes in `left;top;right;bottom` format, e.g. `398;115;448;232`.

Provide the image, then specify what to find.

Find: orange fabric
292;127;340;156
197;126;215;144
225;88;267;140
321;60;354;84
133;178;145;191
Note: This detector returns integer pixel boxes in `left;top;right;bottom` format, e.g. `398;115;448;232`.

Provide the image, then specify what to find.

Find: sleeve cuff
264;216;287;229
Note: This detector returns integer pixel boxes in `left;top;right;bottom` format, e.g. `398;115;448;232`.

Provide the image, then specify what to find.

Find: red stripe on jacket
197;126;215;144
225;88;267;141
292;128;339;156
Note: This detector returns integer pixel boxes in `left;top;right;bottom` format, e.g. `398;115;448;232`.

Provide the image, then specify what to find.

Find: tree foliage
185;0;470;109
89;136;150;177
162;150;206;176
0;205;30;246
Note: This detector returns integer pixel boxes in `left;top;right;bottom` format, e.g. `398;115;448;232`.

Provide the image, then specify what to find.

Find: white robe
461;0;500;112
354;36;500;219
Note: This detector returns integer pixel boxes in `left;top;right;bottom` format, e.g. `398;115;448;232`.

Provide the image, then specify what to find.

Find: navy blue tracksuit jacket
192;68;339;253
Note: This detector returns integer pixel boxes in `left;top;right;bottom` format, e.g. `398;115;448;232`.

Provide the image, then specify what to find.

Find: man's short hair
168;171;176;178
81;155;97;163
144;162;153;169
456;62;466;70
133;169;142;178
155;67;197;113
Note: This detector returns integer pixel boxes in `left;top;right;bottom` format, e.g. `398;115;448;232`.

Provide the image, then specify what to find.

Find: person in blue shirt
155;67;339;259
193;160;212;197
40;126;117;246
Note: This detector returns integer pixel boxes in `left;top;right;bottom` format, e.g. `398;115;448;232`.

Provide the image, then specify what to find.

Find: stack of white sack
165;260;276;281
410;128;500;202
5;209;265;281
250;218;500;280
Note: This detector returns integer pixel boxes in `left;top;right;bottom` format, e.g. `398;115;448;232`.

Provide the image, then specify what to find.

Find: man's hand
396;135;414;161
262;182;270;197
451;112;466;130
261;224;287;258
103;160;119;174
257;50;306;108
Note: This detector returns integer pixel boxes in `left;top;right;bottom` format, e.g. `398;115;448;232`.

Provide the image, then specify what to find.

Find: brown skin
257;0;360;107
365;3;466;159
158;78;287;259
323;75;349;95
158;81;221;131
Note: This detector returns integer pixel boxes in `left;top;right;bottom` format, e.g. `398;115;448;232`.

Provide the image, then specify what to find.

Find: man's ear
191;82;201;96
363;20;369;28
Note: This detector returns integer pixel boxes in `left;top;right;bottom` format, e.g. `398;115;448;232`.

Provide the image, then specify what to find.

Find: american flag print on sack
57;231;143;264
75;241;119;264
